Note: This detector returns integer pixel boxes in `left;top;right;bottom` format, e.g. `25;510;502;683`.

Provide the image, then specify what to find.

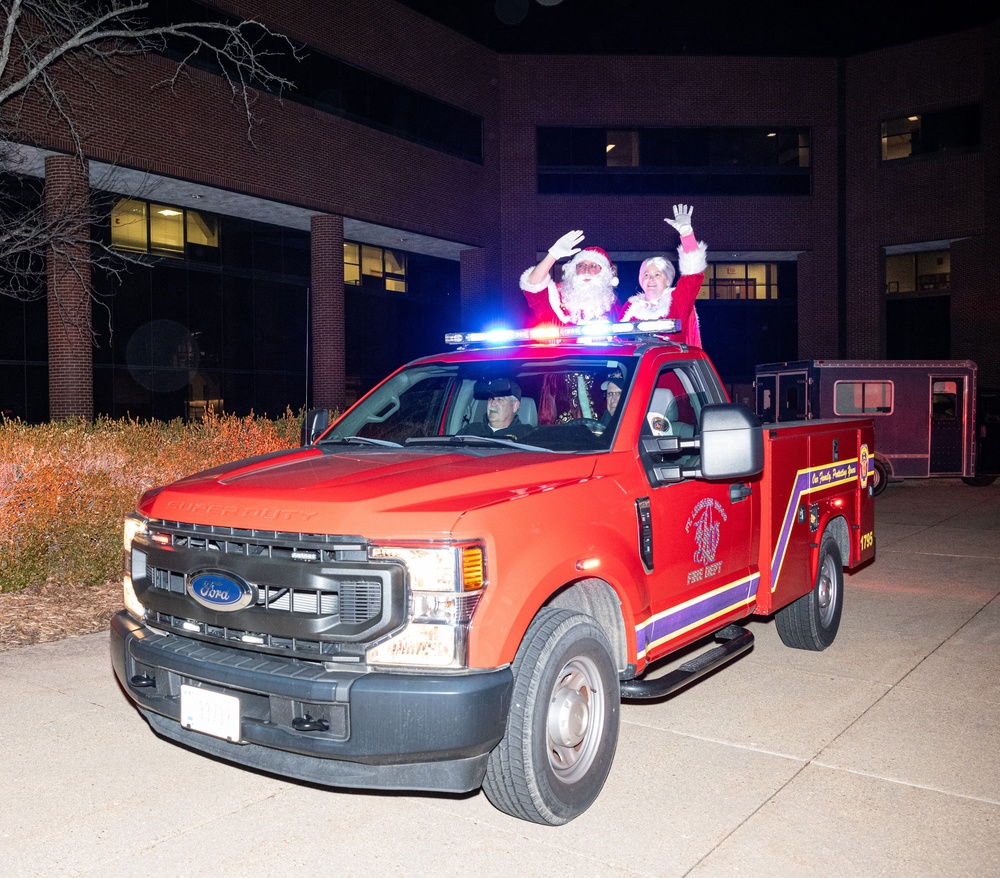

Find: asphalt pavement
1;478;998;877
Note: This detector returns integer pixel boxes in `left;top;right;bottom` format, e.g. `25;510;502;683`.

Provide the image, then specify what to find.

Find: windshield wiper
405;435;551;451
319;435;404;448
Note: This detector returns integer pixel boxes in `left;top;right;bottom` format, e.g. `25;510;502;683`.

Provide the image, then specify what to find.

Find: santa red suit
520;245;619;325
618;240;707;348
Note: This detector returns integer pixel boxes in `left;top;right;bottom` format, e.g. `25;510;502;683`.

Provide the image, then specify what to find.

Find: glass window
834;381;893;415
606;130;639;167
881;116;919;160
344;242;361;285
149;204;185;256
384;248;407;293
538;126;810;196
882;104;981;161
885;249;949;295
186;210;219;247
707;262;779;300
932;380;957;420
110;198;220;259
111;199;147;252
361;245;383;279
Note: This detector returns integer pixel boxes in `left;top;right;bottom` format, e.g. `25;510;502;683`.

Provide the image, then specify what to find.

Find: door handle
730;483;752;503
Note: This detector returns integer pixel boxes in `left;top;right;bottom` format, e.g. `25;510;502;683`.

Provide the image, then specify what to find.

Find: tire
775;534;843;651
483;608;620;825
962;475;997;487
871;458;889;496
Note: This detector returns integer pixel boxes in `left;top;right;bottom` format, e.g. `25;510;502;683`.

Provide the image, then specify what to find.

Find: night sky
398;0;996;57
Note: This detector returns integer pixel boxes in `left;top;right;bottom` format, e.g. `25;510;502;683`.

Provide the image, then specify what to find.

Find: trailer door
929;376;965;474
777;371;809;421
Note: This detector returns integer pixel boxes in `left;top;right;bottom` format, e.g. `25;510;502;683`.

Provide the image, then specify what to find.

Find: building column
45;154;93;421
459;246;489;327
310;214;346;411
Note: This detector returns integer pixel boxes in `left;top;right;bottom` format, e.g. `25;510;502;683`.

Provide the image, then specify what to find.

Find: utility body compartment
754;418;876;614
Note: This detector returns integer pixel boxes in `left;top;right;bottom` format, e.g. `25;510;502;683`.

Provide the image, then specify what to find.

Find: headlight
366;543;485;669
122;514;148;621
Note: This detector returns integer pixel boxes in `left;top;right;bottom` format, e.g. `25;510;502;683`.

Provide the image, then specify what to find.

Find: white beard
560;275;617;322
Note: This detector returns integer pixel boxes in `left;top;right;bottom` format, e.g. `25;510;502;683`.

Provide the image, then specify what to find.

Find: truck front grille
133;521;406;660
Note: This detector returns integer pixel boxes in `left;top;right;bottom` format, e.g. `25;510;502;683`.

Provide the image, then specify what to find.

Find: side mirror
301;408;330;445
699;404;763;480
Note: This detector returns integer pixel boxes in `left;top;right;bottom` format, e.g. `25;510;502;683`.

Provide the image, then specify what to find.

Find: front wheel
775;533;843;651
483;608;620;825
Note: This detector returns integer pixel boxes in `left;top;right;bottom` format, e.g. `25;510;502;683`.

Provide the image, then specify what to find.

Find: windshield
324;354;640;452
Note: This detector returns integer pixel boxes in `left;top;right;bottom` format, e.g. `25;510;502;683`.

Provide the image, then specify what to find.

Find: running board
620;624;754;700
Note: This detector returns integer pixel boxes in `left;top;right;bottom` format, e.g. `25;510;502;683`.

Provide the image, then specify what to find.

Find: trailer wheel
483;608;620;825
775;534;843;651
871;458;889;496
962;475;997;487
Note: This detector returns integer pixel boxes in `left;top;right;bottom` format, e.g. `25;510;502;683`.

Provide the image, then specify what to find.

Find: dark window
882;104;981;161
538;126;811;196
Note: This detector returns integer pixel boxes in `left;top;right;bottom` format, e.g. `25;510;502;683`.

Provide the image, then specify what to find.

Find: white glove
665;204;694;236
548;230;584;260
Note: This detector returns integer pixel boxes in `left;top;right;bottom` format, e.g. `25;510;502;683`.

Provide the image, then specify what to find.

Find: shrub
0;411;304;593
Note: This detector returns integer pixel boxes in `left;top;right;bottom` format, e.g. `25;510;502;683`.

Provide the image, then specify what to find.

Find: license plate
180;685;241;742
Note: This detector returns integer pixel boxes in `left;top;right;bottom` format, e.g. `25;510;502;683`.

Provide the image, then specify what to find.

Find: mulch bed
0;580;121;651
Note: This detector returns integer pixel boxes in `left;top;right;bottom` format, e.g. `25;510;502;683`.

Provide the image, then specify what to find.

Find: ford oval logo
188;571;254;611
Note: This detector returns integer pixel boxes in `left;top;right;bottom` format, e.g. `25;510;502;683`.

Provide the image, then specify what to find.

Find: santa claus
618;204;707;347
520;232;619;325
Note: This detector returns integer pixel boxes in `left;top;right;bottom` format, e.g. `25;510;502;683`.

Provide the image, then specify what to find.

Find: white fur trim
677;240;708;276
620;288;674;322
520;265;550;293
547;280;571;322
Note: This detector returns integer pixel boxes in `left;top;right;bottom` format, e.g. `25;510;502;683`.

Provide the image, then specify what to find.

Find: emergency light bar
444;319;681;346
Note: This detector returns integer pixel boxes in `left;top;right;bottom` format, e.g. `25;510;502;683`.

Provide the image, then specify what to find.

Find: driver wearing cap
461;379;534;441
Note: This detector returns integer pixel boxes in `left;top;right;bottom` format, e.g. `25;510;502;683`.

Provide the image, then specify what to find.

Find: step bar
620;624;754;700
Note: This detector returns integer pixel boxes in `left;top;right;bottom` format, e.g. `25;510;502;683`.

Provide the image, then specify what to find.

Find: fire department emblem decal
685;498;728;583
859;444;870;489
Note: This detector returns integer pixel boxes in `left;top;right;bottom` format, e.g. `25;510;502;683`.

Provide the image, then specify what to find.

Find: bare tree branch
0;0;302;309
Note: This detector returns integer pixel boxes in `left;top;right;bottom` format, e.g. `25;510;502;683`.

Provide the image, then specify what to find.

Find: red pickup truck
111;321;876;825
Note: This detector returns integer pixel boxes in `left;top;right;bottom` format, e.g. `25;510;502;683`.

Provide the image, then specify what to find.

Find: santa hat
565;246;619;286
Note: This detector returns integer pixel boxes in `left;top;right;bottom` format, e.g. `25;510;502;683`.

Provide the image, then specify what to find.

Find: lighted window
149;204;184;256
110;198;219;259
186;210;219;247
344;242;360;285
704;263;779;300
344;241;407;293
361;245;383;279
834;381;893;415
110;199;148;252
885;249;949;295
384;248;407;293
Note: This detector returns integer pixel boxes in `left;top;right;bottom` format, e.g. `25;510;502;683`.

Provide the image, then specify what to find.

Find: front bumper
110;611;512;793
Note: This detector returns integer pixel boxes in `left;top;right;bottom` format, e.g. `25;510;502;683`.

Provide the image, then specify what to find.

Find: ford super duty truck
111;320;876;825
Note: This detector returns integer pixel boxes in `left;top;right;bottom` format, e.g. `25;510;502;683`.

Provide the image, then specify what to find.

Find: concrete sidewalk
1;479;998;877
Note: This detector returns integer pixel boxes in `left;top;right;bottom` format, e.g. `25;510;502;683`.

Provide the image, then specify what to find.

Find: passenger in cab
520;231;620;325
618;204;707;347
599;371;625;430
